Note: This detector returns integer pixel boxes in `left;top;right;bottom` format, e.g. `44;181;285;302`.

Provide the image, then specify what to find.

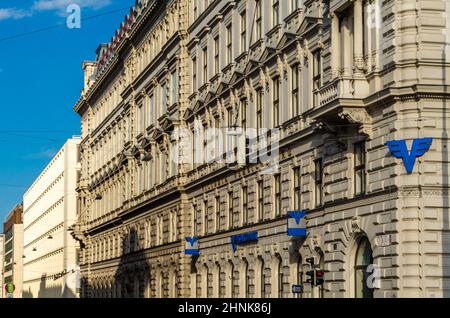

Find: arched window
260;259;266;298
354;237;374;298
229;261;235;297
242;260;249;297
277;257;283;298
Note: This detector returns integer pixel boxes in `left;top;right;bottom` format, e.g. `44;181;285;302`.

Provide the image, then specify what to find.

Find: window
244;260;250;297
273;77;280;128
272;0;280;27
291;64;299;116
323;0;330;26
228;191;233;229
293;166;301;210
260;258;266;297
171;70;177;104
203;47;208;84
256;88;263;133
241;99;247;129
230;262;236;297
138;103;144;133
257;180;264;222
214;116;221;158
226;24;233;64
277;257;283;298
193;0;198;20
192;57;197;92
291;0;299;12
315;159;323;207
354;237;374;298
214;36;220;74
193;204;197;236
255;0;262;41
313;51;322;106
354;142;366;196
203;200;208;235
215;196;221;232
161;82;167;114
240;11;247;52
149;94;155;126
241;99;249;162
242;186;248;225
274;174;281;217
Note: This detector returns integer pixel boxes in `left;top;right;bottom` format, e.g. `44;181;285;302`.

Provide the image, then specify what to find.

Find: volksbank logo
185;237;200;255
386;138;432;174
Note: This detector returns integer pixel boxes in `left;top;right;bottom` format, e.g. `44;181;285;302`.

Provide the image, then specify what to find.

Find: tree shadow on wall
36;274;76;298
109;228;151;298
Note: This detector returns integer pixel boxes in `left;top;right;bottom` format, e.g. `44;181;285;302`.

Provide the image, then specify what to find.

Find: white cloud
23;148;58;160
0;0;112;21
32;0;112;12
0;8;31;21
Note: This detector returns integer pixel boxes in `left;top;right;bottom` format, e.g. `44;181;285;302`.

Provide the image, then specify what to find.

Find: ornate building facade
73;0;450;298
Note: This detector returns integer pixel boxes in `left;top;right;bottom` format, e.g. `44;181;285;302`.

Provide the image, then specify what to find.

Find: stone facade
73;0;450;298
2;204;24;298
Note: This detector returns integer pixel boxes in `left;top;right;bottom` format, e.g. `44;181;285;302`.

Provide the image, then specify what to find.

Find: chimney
82;61;97;93
96;43;109;62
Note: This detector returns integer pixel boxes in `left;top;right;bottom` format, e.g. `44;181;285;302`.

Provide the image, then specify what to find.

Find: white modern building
22;137;81;298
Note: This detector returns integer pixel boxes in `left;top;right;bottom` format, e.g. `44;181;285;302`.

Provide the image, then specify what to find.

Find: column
353;0;365;74
331;12;340;78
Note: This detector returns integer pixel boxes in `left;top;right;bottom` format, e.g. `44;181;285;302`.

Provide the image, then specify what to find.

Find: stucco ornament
349;216;363;238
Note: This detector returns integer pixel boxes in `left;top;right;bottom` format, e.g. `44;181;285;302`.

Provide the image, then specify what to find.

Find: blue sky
0;0;132;222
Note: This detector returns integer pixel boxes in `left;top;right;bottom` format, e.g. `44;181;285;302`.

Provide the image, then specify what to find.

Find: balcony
316;79;339;107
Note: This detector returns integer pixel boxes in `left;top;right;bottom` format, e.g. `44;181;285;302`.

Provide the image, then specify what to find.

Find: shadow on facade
22;274;75;298
86;228;151;298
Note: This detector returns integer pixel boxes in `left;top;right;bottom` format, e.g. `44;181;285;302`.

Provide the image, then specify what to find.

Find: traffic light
315;270;324;286
305;269;325;286
305;270;315;285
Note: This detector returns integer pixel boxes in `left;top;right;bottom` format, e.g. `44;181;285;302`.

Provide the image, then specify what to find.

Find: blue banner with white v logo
287;210;307;237
185;236;200;255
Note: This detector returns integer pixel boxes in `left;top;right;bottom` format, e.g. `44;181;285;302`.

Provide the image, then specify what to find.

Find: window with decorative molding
291;64;299;117
273;77;280;128
226;24;233;65
274;174;282;217
293;166;301;210
354;142;366;196
240;11;247;53
315;158;323;207
255;0;262;41
242;186;248;225
272;0;280;27
214;36;220;74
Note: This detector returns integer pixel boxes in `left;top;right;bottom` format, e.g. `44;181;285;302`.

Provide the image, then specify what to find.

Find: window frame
354;142;366;197
315;158;323;207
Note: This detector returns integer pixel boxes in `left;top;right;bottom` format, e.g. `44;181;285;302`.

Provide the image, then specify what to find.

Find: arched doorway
354;237;374;298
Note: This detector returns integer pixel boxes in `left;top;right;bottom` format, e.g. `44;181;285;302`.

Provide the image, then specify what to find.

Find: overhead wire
0;6;132;43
